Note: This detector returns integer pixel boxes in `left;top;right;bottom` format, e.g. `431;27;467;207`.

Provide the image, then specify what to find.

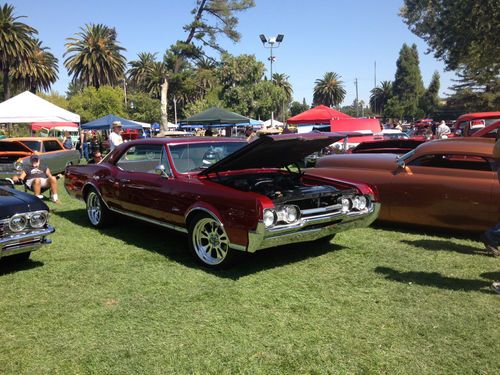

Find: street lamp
259;34;284;80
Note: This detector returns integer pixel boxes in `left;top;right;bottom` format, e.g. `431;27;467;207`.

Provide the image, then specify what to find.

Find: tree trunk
160;78;169;135
3;67;10;101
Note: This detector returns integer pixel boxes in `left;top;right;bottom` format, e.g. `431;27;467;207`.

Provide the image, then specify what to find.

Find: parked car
0;179;55;262
348;139;426;155
65;133;380;268
311;137;499;232
468;120;500;139
0;137;80;179
453;112;500;136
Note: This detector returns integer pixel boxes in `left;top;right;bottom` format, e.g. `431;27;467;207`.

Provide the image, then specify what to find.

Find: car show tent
180;107;250;126
31;122;78;131
0;91;80;123
81;114;143;130
287;105;352;125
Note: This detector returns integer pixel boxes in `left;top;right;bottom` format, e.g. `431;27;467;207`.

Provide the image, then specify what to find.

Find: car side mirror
396;158;406;169
155;164;171;178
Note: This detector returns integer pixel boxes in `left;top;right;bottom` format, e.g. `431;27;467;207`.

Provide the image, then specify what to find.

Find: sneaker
52;199;61;205
480;234;500;257
490;282;500;294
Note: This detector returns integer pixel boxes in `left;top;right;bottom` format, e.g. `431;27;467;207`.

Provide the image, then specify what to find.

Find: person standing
436;120;451;139
63;132;73;149
109;121;123;152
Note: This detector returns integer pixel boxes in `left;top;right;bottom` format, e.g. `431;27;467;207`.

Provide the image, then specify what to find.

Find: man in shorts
12;155;60;204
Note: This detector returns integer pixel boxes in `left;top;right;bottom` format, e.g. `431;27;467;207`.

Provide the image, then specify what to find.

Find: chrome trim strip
108;207;188;234
301;204;342;216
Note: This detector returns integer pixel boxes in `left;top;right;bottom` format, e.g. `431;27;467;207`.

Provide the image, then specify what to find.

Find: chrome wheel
86;191;102;226
192;217;230;266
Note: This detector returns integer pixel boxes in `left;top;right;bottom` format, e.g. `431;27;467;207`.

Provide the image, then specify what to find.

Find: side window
43;140;63;152
408;154;493;171
160;146;172;175
116;144;164;173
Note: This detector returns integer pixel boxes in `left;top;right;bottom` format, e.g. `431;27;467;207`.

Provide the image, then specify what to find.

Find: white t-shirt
109;132;123;151
436;124;451;138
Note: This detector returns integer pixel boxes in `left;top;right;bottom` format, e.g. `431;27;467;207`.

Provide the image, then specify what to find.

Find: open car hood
0;140;33;153
199;132;348;175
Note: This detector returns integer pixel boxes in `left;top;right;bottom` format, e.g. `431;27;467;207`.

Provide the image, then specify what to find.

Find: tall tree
272;73;293;121
392;43;424;119
127;52;157;91
289;99;309;117
158;0;255;133
13;38;58;93
369;81;393;114
313;72;346;107
0;4;37;100
64;24;127;89
420;71;440;116
401;0;499;86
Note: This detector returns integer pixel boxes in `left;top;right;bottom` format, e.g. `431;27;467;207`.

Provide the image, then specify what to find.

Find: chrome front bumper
0;225;55;258
244;203;380;253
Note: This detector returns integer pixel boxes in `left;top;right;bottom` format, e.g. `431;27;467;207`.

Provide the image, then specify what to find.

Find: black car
0;179;55;262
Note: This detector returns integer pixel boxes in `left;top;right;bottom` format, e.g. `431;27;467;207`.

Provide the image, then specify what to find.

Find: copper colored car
311;138;498;232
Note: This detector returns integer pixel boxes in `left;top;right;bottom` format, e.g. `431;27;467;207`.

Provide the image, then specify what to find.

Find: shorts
26;178;49;190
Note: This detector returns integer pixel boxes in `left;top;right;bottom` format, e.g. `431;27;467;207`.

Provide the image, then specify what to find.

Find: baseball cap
30;154;40;163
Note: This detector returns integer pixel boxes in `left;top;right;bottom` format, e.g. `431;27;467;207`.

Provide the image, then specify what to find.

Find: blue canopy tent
81;114;143;130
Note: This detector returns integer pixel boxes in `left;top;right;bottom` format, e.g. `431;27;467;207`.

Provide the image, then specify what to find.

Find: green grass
0;181;499;374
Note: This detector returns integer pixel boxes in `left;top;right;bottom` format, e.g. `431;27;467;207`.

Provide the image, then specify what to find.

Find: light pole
259;34;284;80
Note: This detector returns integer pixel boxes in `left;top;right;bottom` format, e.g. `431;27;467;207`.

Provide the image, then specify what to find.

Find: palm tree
64;23;127;89
272;73;293;100
0;4;37;100
369;81;393;114
313;72;346;107
13;39;58;93
127;52;157;90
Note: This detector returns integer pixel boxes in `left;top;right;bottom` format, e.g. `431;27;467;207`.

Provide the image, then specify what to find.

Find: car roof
456;112;500;122
7;137;59;141
122;136;247;146
415;137;495;157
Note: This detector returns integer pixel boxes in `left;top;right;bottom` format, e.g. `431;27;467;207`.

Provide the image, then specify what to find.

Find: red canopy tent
31;122;78;131
287;105;352;124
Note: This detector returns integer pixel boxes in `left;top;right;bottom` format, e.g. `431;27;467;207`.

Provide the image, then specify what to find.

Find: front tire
188;213;239;268
85;188;112;228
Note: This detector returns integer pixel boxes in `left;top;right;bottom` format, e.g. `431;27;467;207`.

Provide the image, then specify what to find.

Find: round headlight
357;196;367;210
14;161;23;171
340;198;351;213
30;211;47;228
9;214;28;232
263;209;276;228
282;205;300;223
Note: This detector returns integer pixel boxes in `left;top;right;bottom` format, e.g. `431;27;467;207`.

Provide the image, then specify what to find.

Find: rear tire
188;213;239;269
85;188;113;228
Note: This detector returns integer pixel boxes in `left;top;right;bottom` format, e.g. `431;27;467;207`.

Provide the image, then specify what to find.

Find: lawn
0;181;499;374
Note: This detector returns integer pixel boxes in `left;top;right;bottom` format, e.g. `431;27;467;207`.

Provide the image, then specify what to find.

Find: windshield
20;141;41;151
169;141;247;173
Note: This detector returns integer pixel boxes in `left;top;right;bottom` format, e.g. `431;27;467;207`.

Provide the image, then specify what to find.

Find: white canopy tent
0;91;80;123
263;118;284;127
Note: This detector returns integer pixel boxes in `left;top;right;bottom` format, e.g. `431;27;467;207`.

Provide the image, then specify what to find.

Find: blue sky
11;0;456;106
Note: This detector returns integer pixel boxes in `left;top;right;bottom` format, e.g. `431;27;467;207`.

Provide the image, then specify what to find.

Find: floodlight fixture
259;34;267;44
276;34;284;43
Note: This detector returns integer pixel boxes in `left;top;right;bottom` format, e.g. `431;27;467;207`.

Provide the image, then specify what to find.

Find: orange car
0;137;80;178
310;137;498;232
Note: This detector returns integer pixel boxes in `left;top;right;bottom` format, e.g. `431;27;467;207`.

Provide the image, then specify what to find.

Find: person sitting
63;132;73;149
87;150;103;164
12;155;60;203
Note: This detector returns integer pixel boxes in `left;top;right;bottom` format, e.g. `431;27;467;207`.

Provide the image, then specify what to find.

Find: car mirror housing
396;158;406;169
155;164;171;178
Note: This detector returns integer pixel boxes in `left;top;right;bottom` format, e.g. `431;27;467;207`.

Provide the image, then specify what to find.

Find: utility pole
374;61;377;114
355;78;359;117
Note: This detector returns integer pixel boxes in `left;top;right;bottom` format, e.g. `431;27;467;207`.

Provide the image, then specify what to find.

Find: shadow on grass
480;271;500;281
0;259;44;276
375;266;491;292
372;221;479;240
53;209;346;280
400;239;487;256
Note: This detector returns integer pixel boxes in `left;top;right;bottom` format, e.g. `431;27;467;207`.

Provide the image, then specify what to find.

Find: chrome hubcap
192;218;229;265
87;192;101;225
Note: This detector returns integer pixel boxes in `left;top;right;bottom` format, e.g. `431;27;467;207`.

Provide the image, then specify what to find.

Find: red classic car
311;137;499;232
453;112;500;136
64;133;380;268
